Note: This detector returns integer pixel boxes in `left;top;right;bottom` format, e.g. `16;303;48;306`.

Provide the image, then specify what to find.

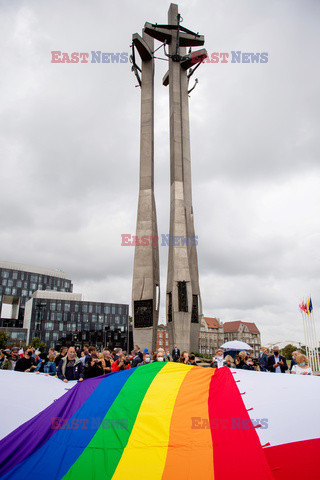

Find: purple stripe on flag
0;375;104;475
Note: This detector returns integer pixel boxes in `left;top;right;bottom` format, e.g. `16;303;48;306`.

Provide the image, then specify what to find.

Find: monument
132;4;206;353
131;32;160;353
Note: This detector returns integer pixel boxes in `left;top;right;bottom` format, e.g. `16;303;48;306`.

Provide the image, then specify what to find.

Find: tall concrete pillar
132;4;206;354
165;4;202;353
132;32;160;353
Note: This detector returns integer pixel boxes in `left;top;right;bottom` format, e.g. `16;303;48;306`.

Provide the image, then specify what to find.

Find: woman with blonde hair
235;351;247;369
291;354;312;375
224;355;236;368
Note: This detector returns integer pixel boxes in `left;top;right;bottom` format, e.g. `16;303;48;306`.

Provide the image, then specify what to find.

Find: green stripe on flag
63;362;165;480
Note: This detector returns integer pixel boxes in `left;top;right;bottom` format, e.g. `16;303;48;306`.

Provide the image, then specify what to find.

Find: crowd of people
210;346;312;375
0;343;312;381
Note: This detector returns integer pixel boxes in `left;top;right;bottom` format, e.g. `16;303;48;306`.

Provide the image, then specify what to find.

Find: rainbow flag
0;362;273;479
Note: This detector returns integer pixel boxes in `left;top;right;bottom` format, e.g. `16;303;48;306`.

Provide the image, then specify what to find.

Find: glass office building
24;291;129;350
0;261;73;329
0;262;129;350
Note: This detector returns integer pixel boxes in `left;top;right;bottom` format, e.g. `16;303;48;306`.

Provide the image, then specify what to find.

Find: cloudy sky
1;0;319;346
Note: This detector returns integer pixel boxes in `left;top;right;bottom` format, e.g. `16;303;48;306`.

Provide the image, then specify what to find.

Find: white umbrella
220;340;253;350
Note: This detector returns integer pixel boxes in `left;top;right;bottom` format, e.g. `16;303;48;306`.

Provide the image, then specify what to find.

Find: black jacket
267;354;288;373
14;356;35;372
84;361;104;379
172;348;180;361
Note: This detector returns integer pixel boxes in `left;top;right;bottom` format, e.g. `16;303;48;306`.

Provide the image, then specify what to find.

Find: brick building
223;321;261;357
157;324;169;352
199;317;224;356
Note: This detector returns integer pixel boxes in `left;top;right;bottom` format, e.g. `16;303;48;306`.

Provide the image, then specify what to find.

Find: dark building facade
25;291;129;350
0;261;73;329
0;262;129;351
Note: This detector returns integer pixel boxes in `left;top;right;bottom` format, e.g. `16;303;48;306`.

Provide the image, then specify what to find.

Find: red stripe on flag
208;367;273;479
264;438;320;479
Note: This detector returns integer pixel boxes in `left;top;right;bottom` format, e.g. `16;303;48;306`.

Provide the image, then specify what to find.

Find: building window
8;280;13;287
5;288;11;295
122;315;127;323
56;313;63;322
115;316;120;324
83;314;89;323
83;324;90;331
112;306;116;314
89;304;93;313
57;303;62;311
50;303;56;311
82;304;88;313
99;315;104;324
44;322;54;330
64;313;68;321
11;288;17;295
59;323;64;331
74;304;79;312
104;305;110;314
1;271;9;278
118;307;122;314
2;280;7;286
50;312;56;321
95;324;102;331
21;290;28;296
16;280;22;288
64;281;69;288
64;303;70;312
52;332;59;341
66;323;72;331
12;272;18;279
96;305;101;314
30;275;38;282
30;283;37;290
45;332;50;341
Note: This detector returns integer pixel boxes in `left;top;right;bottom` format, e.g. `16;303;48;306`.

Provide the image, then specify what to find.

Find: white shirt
292;365;312;375
274;355;281;373
215;356;225;368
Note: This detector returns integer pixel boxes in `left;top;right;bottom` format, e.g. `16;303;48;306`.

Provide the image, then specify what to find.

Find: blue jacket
44;361;56;375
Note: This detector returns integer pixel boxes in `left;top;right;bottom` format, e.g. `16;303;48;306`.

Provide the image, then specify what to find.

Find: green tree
31;337;47;352
0;331;10;349
282;344;300;360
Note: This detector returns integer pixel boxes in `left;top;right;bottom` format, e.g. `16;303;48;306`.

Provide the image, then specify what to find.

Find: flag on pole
308;297;313;315
299;300;307;313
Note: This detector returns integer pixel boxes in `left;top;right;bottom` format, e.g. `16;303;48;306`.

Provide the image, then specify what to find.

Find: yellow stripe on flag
111;362;192;479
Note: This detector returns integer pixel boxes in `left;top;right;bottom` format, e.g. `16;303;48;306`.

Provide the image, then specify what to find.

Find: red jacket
111;359;131;372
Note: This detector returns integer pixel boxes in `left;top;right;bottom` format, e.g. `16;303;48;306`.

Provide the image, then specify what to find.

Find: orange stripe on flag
161;367;216;479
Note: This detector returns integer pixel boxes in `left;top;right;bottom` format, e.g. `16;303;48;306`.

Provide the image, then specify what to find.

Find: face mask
260;351;263;354
292;356;295;359
217;355;223;360
145;358;151;363
158;357;164;362
300;362;306;367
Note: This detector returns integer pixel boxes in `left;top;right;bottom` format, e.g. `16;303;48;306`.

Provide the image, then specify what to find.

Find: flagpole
301;309;309;360
310;310;319;372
